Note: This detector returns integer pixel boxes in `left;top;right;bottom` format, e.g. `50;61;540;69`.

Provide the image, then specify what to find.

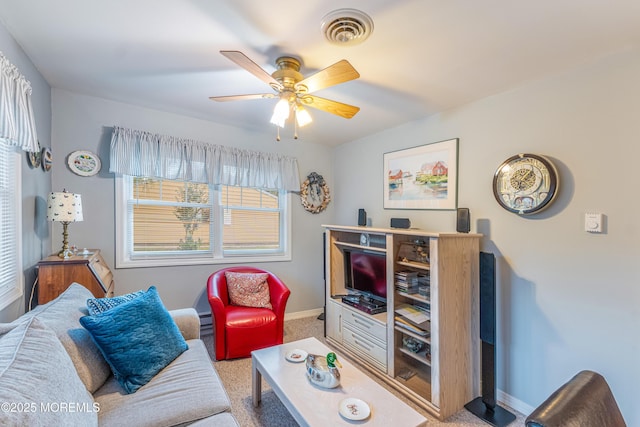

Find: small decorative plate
27;140;42;168
68;150;101;176
285;349;308;363
339;398;371;421
41;147;52;172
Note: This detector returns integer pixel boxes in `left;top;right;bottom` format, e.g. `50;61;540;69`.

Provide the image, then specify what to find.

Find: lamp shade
47;191;83;222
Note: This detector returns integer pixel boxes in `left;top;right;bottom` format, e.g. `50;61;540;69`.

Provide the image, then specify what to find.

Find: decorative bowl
305;353;341;389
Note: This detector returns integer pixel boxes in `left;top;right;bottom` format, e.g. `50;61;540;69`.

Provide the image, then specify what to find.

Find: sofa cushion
21;283;111;393
0;317;98;427
86;290;144;315
80;286;188;394
94;339;232;427
225;271;272;309
188;413;240;427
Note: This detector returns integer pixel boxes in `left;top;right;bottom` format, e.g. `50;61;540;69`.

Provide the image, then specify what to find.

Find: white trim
284;307;324;321
497;388;533;417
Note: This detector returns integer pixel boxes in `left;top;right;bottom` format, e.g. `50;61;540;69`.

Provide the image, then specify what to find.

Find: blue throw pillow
86;290;145;315
79;286;188;394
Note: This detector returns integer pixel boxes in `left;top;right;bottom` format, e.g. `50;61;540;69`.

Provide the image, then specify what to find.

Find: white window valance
109;126;301;191
0;52;39;152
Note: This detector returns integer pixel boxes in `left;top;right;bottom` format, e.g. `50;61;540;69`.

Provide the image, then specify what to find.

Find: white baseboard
497;389;534;417
284;307;323;321
199;308;323;324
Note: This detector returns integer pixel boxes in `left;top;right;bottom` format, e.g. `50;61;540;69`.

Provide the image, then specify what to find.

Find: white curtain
109;126;301;191
0;52;39;152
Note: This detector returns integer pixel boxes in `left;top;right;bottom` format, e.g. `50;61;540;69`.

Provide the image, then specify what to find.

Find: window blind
0;142;22;308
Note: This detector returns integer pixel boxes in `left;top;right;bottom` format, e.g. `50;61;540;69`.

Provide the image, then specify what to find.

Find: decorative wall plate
68;150;101;176
27;141;42;168
41;147;52;172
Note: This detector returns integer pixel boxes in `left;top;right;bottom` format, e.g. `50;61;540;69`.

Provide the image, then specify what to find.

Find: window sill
115;253;292;269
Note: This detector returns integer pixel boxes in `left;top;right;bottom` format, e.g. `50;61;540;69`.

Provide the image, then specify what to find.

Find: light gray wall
0;20;51;322
332;48;640;423
50;89;331;315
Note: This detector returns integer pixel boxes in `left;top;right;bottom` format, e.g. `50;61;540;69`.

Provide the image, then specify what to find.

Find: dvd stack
418;274;431;298
395;270;420;294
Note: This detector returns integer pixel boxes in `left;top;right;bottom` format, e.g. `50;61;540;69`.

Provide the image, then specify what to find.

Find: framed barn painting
383;138;458;210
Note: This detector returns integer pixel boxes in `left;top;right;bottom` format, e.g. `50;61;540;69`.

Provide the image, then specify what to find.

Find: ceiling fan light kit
211;50;361;140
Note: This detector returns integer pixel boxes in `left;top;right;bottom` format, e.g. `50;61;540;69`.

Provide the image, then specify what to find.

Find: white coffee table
251;337;427;426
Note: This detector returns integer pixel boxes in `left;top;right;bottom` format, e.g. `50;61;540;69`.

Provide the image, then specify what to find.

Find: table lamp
47;189;83;259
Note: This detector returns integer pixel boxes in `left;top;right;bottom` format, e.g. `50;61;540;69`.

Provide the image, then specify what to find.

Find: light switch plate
585;212;603;233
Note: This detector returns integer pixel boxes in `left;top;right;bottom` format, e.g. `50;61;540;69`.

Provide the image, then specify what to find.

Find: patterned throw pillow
86;290;145;315
225;272;272;309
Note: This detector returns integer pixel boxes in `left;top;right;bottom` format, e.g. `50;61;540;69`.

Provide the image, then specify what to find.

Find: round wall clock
493;153;559;215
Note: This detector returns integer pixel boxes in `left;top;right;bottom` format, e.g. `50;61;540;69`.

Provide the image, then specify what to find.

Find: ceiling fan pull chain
294;117;299;140
276;126;281;142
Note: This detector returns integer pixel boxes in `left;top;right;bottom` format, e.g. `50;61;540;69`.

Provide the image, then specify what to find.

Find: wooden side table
37;249;115;304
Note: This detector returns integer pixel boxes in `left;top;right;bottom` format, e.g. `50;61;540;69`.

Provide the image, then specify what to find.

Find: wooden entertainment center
323;224;481;420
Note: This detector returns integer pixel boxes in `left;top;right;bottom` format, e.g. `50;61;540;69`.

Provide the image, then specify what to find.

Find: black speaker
358;209;367;226
465;252;515;427
390;218;411;229
456;208;470;233
479;251;495;344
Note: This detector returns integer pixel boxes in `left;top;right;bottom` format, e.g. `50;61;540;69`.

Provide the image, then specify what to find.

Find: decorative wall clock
493;153;558;215
300;172;331;214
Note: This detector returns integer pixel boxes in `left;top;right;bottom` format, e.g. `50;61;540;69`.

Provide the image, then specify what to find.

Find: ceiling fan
210;50;360;139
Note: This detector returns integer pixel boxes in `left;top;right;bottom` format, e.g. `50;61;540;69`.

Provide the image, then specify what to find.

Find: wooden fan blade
302;95;360;119
220;50;283;90
209;94;276;102
295;60;360;94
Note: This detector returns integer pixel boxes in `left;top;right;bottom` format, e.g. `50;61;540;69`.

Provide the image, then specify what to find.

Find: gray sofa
0;283;239;427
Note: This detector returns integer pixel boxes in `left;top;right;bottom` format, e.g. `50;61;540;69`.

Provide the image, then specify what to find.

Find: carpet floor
203;316;526;426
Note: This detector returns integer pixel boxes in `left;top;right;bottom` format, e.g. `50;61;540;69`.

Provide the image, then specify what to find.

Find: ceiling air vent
321;9;374;46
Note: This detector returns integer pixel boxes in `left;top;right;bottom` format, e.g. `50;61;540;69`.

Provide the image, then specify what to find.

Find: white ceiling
1;0;640;146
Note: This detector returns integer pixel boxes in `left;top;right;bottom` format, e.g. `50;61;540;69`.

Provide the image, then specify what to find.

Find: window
115;175;291;268
0;142;23;310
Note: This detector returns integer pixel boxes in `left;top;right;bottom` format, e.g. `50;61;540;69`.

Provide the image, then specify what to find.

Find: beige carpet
203;316;526;426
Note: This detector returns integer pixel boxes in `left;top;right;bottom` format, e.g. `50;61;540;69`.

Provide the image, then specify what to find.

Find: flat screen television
344;249;387;303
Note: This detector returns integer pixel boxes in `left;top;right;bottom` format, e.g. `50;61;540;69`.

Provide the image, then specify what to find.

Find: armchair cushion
80;286;188;394
225;271;272;309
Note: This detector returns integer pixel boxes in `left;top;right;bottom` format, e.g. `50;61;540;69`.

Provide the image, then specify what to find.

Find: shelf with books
394;325;431;344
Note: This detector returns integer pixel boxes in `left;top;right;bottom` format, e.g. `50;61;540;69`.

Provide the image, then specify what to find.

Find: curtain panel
109;126;301;191
0;52;39;152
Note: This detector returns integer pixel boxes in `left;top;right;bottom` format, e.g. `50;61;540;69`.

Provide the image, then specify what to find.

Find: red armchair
207;267;291;360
